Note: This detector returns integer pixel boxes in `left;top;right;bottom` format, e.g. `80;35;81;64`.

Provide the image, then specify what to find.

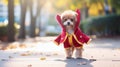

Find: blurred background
0;0;120;42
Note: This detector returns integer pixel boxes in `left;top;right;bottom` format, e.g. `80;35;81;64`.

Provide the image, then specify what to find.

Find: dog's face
61;10;77;28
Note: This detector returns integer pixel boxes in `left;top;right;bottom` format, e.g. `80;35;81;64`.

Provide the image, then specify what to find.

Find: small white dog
54;9;91;59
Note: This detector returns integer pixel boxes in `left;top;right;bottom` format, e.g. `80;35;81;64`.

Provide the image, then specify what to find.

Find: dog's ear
56;15;65;29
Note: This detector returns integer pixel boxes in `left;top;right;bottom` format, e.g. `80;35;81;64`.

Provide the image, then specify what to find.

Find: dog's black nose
67;22;70;25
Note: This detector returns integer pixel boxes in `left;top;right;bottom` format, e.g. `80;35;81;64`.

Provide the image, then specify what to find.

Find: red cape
54;9;91;48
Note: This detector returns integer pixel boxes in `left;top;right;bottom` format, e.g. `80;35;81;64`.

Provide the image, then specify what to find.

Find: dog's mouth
65;23;74;29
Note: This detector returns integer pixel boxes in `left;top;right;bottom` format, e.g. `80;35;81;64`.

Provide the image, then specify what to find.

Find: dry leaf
40;57;46;60
7;44;18;49
19;44;26;48
91;56;93;58
21;53;31;56
28;64;32;67
53;53;58;56
1;47;9;50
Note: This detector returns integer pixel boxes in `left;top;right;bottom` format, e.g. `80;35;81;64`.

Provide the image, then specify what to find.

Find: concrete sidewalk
0;37;120;67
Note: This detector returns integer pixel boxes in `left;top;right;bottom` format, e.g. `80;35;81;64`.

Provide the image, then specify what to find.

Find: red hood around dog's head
56;9;81;31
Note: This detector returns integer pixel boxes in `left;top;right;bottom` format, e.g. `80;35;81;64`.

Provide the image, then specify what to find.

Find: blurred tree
3;0;19;5
52;0;104;18
18;0;28;39
109;0;120;14
88;0;104;16
29;0;45;37
7;0;15;42
70;0;83;10
52;0;71;12
69;0;89;20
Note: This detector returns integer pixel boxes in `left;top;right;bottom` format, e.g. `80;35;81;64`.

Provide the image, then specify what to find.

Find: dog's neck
65;26;74;34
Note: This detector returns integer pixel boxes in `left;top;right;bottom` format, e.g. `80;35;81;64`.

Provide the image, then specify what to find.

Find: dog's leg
65;47;74;59
75;48;83;59
71;47;74;56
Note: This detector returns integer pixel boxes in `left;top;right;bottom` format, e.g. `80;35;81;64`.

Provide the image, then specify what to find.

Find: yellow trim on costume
54;41;59;46
65;46;83;49
62;32;68;43
86;39;92;45
76;46;83;49
68;34;73;46
72;34;83;45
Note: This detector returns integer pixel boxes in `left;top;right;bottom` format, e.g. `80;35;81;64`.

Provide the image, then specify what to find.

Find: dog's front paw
66;57;74;59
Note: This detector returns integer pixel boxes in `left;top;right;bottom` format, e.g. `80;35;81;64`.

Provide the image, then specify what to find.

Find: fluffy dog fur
61;10;82;59
54;9;91;59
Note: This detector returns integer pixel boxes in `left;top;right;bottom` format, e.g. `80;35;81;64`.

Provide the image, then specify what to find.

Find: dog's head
61;10;77;28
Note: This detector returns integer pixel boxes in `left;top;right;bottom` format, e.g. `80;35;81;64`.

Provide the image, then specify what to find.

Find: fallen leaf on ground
53;53;58;56
7;44;18;49
40;57;46;60
1;47;8;50
91;56;93;58
114;54;116;56
28;64;32;67
19;44;26;48
21;53;31;56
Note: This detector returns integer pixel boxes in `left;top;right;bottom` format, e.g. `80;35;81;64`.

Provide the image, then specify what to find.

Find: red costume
54;9;91;49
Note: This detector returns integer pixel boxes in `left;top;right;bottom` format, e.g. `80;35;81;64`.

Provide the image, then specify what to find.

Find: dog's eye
64;19;67;21
70;19;74;21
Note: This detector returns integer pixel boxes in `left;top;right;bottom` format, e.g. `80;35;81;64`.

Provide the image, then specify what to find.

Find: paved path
0;37;120;67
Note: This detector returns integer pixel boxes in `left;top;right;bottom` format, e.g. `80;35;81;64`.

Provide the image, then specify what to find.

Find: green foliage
109;0;120;14
110;0;120;8
0;25;7;36
81;14;120;36
0;23;19;37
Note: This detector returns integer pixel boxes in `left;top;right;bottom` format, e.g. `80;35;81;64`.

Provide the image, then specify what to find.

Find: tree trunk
29;0;35;37
7;0;15;42
18;0;27;39
29;0;43;38
81;2;89;20
29;17;36;37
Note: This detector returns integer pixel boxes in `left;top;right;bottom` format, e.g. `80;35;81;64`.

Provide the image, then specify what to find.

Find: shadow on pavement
55;58;94;67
